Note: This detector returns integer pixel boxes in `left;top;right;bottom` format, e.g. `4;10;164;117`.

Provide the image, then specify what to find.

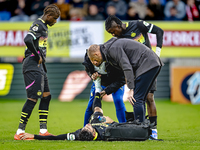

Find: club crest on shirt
131;32;136;37
32;26;38;31
37;90;42;96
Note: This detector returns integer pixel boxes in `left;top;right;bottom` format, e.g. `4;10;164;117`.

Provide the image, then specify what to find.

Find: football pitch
0;99;200;150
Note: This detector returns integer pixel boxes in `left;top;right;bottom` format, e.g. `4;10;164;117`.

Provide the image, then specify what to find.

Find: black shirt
71;112;108;141
120;20;163;49
23;18;48;73
34;112;109;141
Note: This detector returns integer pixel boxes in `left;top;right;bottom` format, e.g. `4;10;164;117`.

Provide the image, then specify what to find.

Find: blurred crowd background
0;0;200;22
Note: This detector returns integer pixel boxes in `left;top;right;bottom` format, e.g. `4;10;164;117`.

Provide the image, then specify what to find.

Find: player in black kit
14;4;60;140
105;15;164;139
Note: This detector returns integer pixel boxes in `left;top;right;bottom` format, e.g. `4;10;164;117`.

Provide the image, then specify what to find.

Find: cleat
149;129;158;140
14;133;23;140
39;131;53;136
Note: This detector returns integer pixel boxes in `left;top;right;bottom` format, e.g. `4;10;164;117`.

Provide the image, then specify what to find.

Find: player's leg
146;80;158;139
146;92;157;125
112;85;126;123
38;73;52;136
84;82;105;126
84;83;96;126
14;71;42;140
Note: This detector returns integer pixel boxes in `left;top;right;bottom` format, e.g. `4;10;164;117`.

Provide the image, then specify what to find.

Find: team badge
37;91;42;96
143;21;149;26
182;72;200;104
131;32;136;37
32;26;38;31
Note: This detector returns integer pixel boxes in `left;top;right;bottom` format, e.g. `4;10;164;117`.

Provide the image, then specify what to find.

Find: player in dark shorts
14;4;60;140
18;93;115;141
105;15;164;139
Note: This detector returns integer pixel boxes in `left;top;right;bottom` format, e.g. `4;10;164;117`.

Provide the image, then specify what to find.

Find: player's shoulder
127;20;138;26
30;19;47;32
124;20;137;31
137;20;152;27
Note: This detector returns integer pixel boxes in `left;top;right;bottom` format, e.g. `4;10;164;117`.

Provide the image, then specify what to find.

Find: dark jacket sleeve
104;65;125;95
137;20;164;48
82;53;95;78
24;34;40;61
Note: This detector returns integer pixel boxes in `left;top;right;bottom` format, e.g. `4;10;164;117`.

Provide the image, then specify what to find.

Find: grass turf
0;99;200;150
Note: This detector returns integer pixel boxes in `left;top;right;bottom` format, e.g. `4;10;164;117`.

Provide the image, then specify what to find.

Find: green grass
0;99;200;150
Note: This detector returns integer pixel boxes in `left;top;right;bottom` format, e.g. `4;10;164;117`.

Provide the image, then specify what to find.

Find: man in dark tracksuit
105;15;164;139
87;38;163;129
82;53;127;126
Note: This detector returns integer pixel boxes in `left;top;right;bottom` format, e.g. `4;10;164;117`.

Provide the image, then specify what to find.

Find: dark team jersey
22;18;48;74
89;112;109;140
34;112;112;141
25;18;48;58
120;20;163;49
71;112;108;141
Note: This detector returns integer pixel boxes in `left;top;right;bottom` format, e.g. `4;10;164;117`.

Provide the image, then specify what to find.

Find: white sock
95;88;101;93
94;77;102;92
40;129;47;134
16;129;25;135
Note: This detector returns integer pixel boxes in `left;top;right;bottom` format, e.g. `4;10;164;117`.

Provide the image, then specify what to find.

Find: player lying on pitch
19;92;115;141
19;92;157;141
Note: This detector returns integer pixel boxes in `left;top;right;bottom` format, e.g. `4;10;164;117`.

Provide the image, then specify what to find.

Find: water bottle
97;116;106;122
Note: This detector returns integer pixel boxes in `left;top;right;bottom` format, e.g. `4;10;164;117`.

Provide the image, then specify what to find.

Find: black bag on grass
104;119;152;141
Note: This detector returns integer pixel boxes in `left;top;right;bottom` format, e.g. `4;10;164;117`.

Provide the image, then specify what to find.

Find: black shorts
149;79;157;93
23;71;50;99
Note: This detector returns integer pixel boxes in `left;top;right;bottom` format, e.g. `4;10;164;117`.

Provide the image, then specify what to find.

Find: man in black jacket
82;51;127;126
87;37;163;131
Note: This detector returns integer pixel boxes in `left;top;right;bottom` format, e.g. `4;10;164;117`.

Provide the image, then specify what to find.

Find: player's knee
94;107;103;114
42;94;51;101
28;98;38;103
114;97;123;104
147;93;154;103
43;92;51;97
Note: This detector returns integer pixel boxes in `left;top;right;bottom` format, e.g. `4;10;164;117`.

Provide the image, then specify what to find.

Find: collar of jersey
93;132;98;141
125;22;129;28
38;18;45;23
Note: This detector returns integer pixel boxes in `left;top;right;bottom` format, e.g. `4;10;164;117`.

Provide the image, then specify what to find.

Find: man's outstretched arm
20;129;82;141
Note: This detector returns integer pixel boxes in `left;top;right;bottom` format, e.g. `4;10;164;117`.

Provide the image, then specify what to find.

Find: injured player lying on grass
19;92;157;141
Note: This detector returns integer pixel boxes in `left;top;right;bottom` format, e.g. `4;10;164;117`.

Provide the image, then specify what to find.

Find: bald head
87;44;103;67
87;44;100;57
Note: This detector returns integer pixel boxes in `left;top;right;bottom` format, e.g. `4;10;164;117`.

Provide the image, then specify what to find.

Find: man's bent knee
147;93;154;103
